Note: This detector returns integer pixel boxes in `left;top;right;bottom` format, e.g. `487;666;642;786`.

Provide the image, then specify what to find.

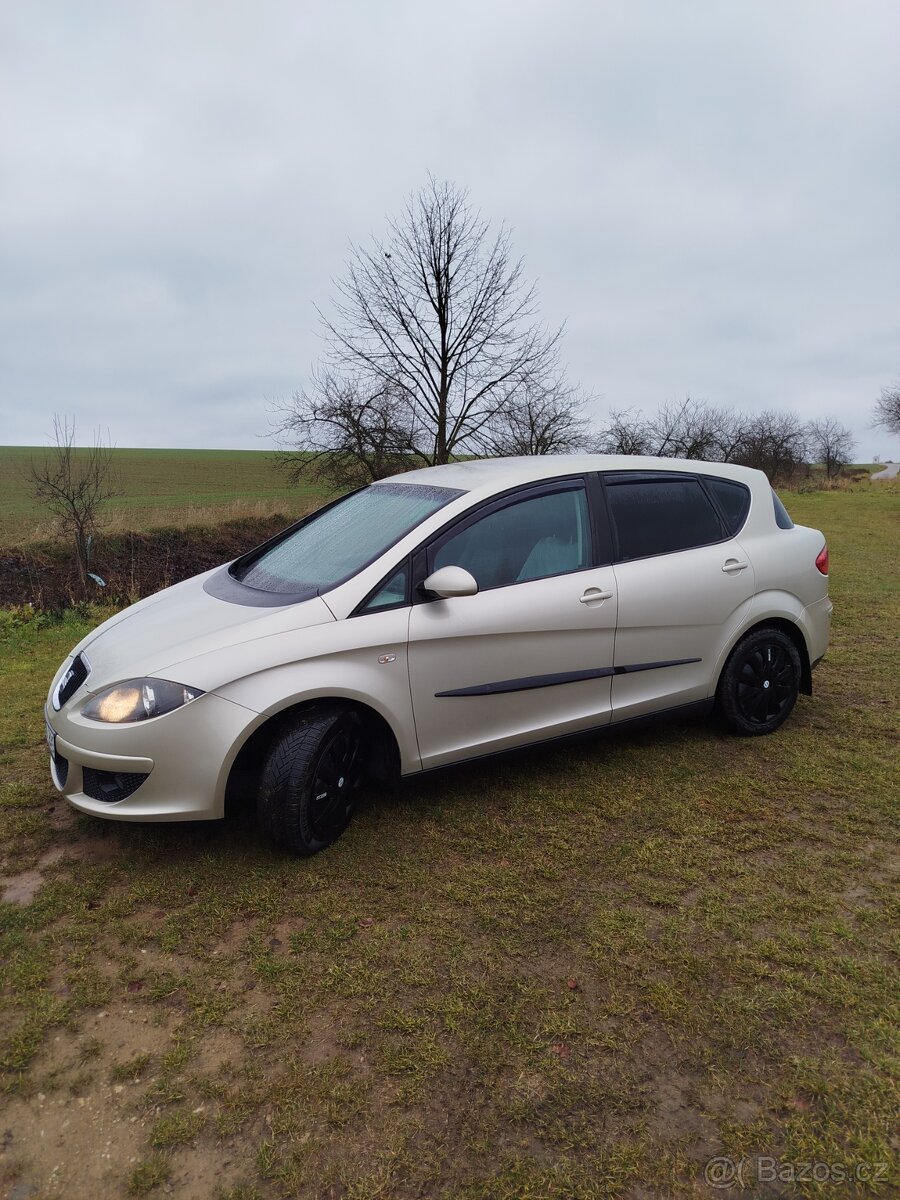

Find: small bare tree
707;406;749;463
478;381;591;456
594;398;819;482
647;397;735;460
273;371;421;489
733;409;809;482
27;416;118;589
594;408;653;455
873;380;900;436
301;177;565;466
594;399;740;460
806;418;855;479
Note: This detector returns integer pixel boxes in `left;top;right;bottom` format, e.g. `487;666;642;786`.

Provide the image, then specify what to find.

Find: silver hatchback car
46;455;831;854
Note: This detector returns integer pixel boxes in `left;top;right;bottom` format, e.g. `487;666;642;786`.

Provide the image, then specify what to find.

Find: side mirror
421;565;479;599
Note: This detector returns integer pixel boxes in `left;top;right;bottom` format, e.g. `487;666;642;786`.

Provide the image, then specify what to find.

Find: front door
407;480;618;769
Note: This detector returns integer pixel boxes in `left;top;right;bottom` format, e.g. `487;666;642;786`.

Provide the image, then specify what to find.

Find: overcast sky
2;0;899;458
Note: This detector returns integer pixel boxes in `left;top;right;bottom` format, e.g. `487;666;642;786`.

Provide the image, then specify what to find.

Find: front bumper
45;691;255;822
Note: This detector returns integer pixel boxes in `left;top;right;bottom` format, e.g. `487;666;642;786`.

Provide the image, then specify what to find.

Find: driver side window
430;485;590;590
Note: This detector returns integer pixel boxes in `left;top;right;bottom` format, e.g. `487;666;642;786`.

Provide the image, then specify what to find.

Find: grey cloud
1;0;898;457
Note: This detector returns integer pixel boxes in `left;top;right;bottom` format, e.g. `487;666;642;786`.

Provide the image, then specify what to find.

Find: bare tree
733;409;809;482
595;399;743;460
806;417;855;479
707;406;749;463
478;381;591;456
647;397;736;460
873;380;900;436
272;371;422;490
27;416;118;589
303;177;565;466
594;398;821;482
594;408;653;455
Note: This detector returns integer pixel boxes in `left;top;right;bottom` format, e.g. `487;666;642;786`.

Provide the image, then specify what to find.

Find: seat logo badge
378;654;396;664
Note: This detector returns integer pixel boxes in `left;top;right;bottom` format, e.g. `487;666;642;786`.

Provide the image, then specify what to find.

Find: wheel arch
223;697;402;813
718;616;812;696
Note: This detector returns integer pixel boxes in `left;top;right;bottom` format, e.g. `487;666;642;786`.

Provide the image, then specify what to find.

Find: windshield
231;482;462;595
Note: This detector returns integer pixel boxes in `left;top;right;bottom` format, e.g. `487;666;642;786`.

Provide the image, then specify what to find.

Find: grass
0;485;897;1197
0;449;881;547
0;446;327;544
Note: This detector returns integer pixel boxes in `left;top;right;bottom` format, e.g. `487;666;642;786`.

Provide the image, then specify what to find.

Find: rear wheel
258;707;366;855
717;628;801;736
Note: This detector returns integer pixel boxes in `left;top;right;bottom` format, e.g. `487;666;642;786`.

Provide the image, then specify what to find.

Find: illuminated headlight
82;679;204;723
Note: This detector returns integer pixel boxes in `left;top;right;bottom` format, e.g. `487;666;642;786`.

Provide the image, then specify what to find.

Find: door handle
722;559;749;574
580;587;613;604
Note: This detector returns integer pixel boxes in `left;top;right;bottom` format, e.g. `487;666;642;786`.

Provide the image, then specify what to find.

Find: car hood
70;568;336;693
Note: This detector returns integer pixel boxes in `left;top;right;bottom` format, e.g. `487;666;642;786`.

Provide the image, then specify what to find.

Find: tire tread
258;707;361;855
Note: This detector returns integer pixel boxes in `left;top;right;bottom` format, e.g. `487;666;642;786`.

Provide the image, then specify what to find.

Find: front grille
54;653;90;710
82;767;149;804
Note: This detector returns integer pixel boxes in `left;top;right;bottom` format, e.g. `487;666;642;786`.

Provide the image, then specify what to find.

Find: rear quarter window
771;489;795;530
704;477;751;536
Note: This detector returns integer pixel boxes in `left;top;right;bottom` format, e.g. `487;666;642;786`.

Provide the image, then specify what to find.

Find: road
870;461;900;480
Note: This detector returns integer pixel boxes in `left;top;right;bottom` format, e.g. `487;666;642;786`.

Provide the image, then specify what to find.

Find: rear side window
605;476;724;560
772;489;794;530
704;477;751;536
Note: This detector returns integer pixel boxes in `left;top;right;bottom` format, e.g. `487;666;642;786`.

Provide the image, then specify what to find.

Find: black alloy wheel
307;722;364;843
258;707;366;855
717;628;802;736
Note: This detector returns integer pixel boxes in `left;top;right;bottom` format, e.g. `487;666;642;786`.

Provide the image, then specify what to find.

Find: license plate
45;718;56;758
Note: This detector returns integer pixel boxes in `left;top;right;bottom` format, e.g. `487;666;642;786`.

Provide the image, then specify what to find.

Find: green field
0;486;897;1198
0;447;328;544
0;446;880;547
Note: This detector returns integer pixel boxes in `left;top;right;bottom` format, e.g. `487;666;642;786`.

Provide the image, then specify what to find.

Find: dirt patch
155;1137;267;1200
1;869;46;906
647;1072;721;1151
2;1012;177;1200
61;834;127;865
636;1030;767;1165
1;847;65;905
0;830;133;904
1;1086;147;1199
297;1010;343;1067
189;1029;247;1078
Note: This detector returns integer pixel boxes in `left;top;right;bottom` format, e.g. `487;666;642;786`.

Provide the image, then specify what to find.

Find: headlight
82;679;204;723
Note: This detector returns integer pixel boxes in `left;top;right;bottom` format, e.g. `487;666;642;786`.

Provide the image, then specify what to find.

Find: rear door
407;478;618;769
602;472;756;722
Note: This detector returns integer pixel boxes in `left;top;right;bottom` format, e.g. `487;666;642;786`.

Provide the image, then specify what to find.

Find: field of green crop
0;447;327;544
0;484;897;1197
0;447;880;548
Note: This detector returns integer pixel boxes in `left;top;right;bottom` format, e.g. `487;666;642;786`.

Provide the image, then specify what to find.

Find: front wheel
716;628;802;736
258;707;366;855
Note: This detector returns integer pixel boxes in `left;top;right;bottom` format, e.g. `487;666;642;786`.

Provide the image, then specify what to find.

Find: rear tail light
815;544;829;575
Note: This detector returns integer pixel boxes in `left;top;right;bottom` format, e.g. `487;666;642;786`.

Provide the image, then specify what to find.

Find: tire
257;707;366;855
716;627;802;736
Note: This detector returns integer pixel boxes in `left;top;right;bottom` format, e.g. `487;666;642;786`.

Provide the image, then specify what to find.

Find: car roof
376;454;764;494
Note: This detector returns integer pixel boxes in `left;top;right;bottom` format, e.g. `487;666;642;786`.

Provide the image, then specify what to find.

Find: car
45;455;832;855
